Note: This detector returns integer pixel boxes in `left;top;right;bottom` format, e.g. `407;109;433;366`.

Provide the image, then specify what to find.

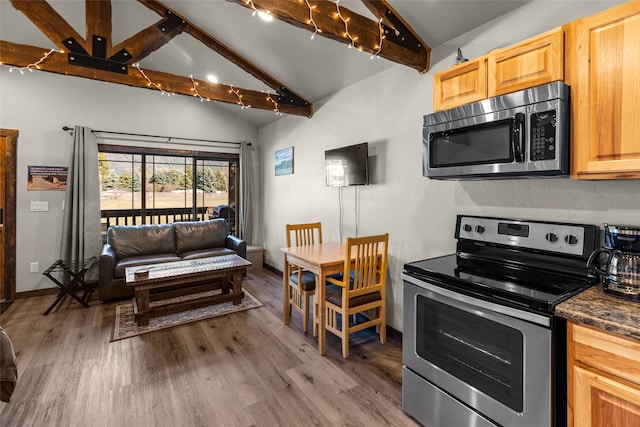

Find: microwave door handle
513;113;525;162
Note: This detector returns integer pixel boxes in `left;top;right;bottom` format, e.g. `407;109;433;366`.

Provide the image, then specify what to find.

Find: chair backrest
343;233;389;296
286;222;323;247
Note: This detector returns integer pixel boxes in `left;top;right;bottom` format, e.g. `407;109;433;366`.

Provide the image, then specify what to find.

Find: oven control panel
457;215;586;256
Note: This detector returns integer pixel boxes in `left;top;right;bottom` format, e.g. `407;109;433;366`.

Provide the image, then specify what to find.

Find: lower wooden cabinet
567;321;640;426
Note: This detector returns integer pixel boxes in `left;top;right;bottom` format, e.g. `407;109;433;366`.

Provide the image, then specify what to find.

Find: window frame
98;143;240;233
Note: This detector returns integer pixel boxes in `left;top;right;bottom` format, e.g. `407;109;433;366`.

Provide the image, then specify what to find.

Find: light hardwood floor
0;268;416;427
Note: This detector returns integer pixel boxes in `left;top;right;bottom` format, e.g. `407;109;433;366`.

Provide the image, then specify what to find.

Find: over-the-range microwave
423;82;570;180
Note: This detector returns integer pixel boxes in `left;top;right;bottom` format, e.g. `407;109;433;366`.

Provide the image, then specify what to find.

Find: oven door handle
403;273;551;327
513;112;525;163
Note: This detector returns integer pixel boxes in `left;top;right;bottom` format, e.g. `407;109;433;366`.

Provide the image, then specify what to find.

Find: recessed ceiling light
257;11;273;22
206;74;218;83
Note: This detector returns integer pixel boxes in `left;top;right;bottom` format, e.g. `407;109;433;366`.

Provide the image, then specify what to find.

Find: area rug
111;289;263;341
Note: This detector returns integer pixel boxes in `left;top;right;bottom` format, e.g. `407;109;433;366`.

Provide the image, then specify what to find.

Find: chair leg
312;295;318;337
380;307;387;344
283;285;290;325
302;292;310;333
342;311;350;359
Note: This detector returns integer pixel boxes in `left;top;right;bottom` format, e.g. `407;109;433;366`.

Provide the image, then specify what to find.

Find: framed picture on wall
27;165;68;191
275;146;294;176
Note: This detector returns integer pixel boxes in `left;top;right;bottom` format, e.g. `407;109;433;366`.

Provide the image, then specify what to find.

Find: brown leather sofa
99;219;246;301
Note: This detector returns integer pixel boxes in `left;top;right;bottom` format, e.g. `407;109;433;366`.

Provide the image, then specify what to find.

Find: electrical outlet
30;262;39;273
30;201;49;212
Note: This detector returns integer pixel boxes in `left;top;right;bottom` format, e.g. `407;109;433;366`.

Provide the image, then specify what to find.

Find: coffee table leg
232;270;243;305
134;289;150;326
221;276;230;294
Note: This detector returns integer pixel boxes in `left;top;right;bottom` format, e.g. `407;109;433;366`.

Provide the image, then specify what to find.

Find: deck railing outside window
101;207;236;235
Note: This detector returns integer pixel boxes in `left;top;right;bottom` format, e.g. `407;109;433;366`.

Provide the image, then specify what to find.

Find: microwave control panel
530;110;557;161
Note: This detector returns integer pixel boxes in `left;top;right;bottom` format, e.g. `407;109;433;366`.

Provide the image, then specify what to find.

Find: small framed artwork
275;146;294;176
27;165;68;191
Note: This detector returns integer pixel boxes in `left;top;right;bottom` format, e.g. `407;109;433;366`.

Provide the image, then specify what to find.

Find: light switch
30;201;49;212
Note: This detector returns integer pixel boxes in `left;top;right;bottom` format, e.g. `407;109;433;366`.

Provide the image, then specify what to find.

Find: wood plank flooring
0;268;416;427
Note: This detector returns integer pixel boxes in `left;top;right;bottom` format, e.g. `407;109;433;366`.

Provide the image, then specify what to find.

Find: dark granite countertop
556;285;640;342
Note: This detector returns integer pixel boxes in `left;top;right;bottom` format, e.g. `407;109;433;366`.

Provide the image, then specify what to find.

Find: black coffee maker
588;224;640;301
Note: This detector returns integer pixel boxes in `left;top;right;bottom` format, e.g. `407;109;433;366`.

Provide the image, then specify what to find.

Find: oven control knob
565;235;579;245
475;225;485;234
545;232;558;243
463;224;472;232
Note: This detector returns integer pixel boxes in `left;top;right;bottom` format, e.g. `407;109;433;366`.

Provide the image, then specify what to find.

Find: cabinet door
574;365;640;427
488;28;564;97
433;57;487;111
569;1;640;179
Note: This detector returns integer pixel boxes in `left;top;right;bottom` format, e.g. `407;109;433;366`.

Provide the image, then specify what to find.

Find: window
98;145;239;235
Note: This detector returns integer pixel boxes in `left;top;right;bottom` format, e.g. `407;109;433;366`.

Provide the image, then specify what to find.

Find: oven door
423;107;527;179
403;274;553;427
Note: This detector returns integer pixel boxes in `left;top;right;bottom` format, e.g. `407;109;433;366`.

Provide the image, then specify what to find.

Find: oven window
416;295;524;412
429;118;514;167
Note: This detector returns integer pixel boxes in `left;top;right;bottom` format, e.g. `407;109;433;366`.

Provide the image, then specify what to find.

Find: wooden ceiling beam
137;0;312;110
86;0;112;56
111;14;186;64
361;0;428;65
10;0;86;53
226;0;430;73
0;40;312;117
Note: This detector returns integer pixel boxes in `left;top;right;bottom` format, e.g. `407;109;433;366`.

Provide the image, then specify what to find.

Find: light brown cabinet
433;56;487;111
488;28;564;97
432;28;564;111
566;0;640;179
567;321;640;427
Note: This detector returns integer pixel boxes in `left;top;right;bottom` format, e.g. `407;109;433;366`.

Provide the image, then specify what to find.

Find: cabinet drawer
571;322;640;386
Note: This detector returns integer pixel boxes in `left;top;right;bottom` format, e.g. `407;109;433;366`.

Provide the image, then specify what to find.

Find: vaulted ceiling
0;0;528;127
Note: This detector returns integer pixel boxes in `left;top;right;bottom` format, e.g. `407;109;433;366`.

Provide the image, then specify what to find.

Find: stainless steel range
402;215;600;427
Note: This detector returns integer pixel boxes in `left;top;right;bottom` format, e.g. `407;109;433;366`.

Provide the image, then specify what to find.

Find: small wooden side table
42;257;97;315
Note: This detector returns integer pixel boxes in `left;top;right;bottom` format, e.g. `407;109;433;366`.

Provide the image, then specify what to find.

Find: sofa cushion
180;247;236;260
175;219;228;254
113;254;182;279
108;224;175;259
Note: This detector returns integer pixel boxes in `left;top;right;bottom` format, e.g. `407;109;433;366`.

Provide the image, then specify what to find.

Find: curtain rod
61;126;250;146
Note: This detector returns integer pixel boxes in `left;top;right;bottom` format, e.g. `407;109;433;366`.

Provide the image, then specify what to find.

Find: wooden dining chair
324;233;389;358
284;222;322;333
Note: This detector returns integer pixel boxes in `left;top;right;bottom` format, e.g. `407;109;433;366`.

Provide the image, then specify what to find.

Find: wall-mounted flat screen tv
325;142;369;187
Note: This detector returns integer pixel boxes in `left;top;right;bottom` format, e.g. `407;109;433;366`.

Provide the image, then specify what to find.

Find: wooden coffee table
125;255;251;326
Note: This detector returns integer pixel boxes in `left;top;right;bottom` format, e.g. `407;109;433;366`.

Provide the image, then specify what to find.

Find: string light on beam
189;75;210;102
134;63;168;95
264;90;282;115
229;85;250;109
7;48;58;74
371;18;385;59
335;0;357;48
245;0;258;16
304;0;321;39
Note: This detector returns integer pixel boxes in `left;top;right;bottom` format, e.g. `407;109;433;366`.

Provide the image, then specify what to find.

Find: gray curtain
60;126;102;281
239;141;255;244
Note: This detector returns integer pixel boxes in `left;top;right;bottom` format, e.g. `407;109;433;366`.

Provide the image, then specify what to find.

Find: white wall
0;70;258;293
257;0;637;332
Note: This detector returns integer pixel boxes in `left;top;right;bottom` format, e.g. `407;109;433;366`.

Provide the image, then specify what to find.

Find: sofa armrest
99;244;116;289
226;235;247;259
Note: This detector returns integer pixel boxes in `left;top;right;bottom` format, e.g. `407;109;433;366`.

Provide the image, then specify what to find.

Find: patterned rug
111;289;263;341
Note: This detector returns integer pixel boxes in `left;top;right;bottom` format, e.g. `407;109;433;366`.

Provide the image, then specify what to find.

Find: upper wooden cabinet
433;56;487;112
433;28;564;111
488;28;564;97
566;0;640;179
567;321;640;427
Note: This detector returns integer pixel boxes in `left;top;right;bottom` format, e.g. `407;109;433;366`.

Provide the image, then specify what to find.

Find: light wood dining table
281;241;349;355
